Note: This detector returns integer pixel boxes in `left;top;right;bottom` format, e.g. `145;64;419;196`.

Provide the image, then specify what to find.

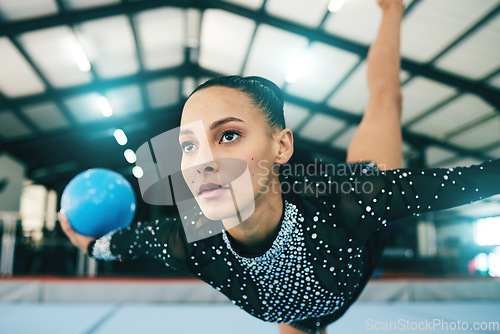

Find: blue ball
61;168;136;238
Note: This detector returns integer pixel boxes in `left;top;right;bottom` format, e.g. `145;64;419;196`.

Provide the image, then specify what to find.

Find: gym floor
1;277;499;334
0;301;499;333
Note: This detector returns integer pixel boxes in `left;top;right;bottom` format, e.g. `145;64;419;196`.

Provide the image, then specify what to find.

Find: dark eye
220;130;241;143
181;141;197;153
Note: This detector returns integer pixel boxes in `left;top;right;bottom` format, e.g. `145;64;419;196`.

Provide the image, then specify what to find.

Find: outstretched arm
333;159;500;243
88;217;189;270
347;0;404;170
61;210;189;272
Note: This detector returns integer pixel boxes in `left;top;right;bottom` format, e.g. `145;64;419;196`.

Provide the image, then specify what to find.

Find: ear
274;128;294;165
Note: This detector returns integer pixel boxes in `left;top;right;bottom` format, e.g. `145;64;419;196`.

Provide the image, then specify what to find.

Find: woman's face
179;86;280;221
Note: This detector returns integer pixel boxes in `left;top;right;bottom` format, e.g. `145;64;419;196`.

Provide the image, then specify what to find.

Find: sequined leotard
88;159;500;333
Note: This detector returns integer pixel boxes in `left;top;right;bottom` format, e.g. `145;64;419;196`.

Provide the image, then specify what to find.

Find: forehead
181;86;258;125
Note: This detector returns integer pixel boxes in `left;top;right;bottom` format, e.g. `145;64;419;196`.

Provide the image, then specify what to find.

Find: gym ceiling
0;0;499;220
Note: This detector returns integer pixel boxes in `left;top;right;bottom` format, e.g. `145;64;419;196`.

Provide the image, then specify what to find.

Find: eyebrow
210;117;244;131
180;117;244;136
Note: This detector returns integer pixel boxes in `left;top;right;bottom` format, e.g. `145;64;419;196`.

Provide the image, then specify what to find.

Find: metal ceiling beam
7;36;80;125
1;0;498;109
210;0;500;110
4;62;493;183
0;0;189;35
126;11;151;112
7;64;190;106
270;84;496;162
0;91;41;135
0;100;185;153
239;0;267;75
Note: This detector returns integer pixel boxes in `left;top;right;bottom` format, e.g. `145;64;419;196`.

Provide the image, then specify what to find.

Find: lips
199;183;226;194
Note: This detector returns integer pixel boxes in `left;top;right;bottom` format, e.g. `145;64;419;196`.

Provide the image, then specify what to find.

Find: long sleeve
330;159;500;243
87;215;190;272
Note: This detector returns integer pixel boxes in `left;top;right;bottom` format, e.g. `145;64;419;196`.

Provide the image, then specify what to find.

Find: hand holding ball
61;168;136;238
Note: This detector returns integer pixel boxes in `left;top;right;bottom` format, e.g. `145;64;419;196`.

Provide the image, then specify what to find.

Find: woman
60;1;500;333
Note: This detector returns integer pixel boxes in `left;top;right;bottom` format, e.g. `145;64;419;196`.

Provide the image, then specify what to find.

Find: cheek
181;160;196;186
247;155;274;183
243;142;276;176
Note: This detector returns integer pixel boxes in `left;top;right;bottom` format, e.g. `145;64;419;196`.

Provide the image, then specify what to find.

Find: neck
222;175;284;256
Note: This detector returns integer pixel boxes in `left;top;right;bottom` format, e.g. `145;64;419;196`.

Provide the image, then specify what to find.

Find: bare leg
278;323;327;334
346;0;404;171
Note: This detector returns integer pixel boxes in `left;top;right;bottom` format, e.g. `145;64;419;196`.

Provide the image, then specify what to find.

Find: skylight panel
323;0;381;45
106;85;143;116
434;17;500;80
18;26;93;88
135;8;184;70
64;93;107;123
425;145;457;167
199;10;255;75
285;42;360;102
488;145;500;158
146;77;180;109
409;94;495;137
0;111;33;138
331;126;356;149
243;24;308;87
488;73;500;89
448;118;500;149
327;62;367;114
298;113;345;142
265;0;329;28
63;0;120;10
401;0;499;63
401;76;458;124
0;37;45;97
21;102;70;131
77;15;139;78
284;102;310;131
0;0;58;21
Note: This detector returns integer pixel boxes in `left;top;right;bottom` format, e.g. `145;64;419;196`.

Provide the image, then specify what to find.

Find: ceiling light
328;0;346;13
70;42;91;72
113;129;127;146
285;51;312;84
474;216;500;246
124;149;137;164
132;166;144;178
97;96;113;117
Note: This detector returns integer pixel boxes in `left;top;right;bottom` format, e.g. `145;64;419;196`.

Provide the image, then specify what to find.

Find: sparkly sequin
92;233;118;261
88;159;500;331
221;200;352;323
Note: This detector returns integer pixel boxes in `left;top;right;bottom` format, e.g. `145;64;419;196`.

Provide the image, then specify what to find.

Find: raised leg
346;0;404;171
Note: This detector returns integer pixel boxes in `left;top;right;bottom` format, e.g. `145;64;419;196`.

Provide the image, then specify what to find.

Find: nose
196;159;218;174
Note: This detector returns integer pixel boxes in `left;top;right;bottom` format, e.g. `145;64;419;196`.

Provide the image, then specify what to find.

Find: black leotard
88;159;500;333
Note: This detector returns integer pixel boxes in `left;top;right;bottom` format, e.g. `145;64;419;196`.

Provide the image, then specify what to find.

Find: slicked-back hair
190;75;286;131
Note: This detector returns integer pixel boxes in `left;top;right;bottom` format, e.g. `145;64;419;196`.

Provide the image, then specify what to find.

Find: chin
196;193;255;222
195;194;238;221
199;204;238;221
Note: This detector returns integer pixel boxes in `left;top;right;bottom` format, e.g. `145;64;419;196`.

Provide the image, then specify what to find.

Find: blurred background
0;0;499;279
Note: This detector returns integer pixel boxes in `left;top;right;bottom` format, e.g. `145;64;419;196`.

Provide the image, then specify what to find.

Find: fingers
58;211;96;253
58;211;80;247
58;211;74;236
